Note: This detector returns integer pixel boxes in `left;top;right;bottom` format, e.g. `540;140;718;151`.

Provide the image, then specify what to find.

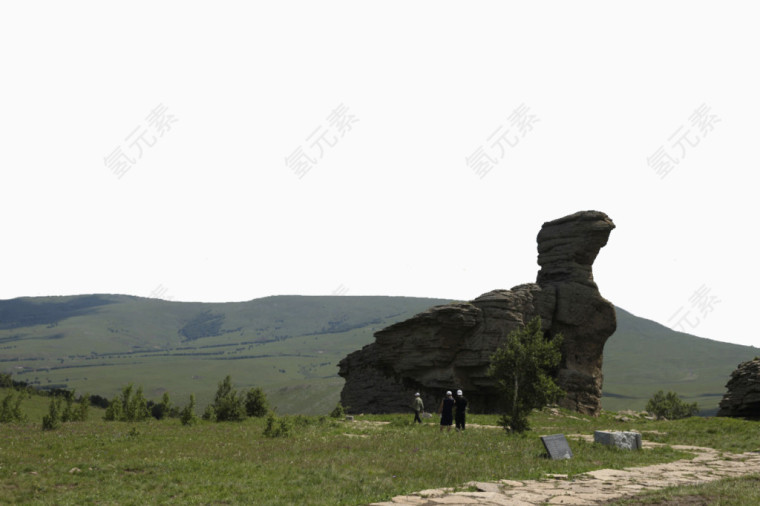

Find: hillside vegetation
0;295;450;412
1;294;757;414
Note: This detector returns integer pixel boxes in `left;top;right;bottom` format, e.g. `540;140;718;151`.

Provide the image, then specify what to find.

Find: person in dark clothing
438;390;455;432
454;389;468;431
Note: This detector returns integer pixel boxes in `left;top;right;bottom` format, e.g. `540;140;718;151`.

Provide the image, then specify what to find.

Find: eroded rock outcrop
717;358;760;418
338;210;616;415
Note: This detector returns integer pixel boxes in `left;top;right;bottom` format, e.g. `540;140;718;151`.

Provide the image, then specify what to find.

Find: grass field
2;390;759;505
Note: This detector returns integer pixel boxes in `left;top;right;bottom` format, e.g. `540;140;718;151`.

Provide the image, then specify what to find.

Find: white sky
1;2;758;348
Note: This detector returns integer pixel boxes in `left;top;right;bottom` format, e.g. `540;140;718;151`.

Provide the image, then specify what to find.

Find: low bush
645;390;699;420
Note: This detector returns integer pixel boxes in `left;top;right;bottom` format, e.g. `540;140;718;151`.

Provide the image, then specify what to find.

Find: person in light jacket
412;392;424;424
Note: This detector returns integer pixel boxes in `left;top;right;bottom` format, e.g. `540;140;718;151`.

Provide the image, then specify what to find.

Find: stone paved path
370;440;760;505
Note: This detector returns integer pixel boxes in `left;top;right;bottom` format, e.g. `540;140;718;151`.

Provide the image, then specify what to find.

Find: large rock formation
338;210;617;416
717;358;760;418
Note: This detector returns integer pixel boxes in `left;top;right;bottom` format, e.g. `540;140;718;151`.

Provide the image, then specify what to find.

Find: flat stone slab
541;434;573;459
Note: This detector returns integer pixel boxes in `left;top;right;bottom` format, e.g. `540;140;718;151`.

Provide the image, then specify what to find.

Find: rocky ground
371;436;760;505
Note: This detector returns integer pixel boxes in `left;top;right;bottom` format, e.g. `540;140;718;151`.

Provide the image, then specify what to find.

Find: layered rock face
717;358;760;418
338;210;617;416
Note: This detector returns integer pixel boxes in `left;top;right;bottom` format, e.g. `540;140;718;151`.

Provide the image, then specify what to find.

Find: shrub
42;398;61;431
210;375;246;422
245;387;270;418
202;404;216;421
104;396;123;421
646;390;699;420
75;393;90;422
61;391;75;422
0;390;27;423
180;394;198;426
329;402;345;419
104;384;150;422
263;413;292;438
150;392;172;420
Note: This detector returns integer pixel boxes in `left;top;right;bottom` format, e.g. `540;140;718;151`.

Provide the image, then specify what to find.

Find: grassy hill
0;294;452;413
602;307;758;415
1;294;757;415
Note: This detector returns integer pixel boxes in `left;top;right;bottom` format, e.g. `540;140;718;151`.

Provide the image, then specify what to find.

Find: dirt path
370;438;760;505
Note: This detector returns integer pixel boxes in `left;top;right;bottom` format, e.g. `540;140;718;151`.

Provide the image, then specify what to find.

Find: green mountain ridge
0;294;756;415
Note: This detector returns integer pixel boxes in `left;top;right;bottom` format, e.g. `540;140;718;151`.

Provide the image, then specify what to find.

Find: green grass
6;402;759;505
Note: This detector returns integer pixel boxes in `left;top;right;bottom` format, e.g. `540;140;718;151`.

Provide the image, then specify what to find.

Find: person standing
454;389;468;432
412;392;424;424
438;390;455;432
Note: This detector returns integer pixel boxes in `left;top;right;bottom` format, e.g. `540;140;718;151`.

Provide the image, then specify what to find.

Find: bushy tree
180;394;198;426
209;375;246;422
75;393;90;422
61;391;76;422
202;404;216;421
104;384;150;422
0;373;13;388
263;413;292;438
488;317;564;433
245;387;270;418
646;390;699;420
329;402;345;419
104;395;123;421
126;386;151;421
42;398;61;431
0;390;27;423
150;392;172;420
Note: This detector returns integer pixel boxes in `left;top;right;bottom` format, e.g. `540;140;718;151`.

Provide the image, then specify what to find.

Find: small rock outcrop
717;358;760;418
338;210;617;415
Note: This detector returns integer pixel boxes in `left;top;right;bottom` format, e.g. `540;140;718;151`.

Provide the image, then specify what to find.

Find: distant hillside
0;294;452;413
1;294;756;415
602;307;757;415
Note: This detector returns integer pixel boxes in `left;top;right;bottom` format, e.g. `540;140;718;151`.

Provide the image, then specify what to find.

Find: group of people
412;389;467;431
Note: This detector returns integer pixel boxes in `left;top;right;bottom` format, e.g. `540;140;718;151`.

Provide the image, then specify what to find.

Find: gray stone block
594;430;642;450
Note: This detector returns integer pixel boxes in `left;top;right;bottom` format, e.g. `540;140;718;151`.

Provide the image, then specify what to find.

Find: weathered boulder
717;358;760;418
594;430;642;450
338;210;617;415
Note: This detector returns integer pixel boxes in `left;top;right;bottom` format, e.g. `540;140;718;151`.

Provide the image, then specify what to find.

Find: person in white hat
412;392;424;424
454;389;468;431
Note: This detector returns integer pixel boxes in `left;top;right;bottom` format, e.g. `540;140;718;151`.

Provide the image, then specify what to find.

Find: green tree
104;395;123;421
180;394;198;426
104;384;150;422
646;390;699;420
488;316;564;433
245;387;270;417
0;373;13;388
42;397;61;431
61;391;75;422
210;375;246;422
126;385;150;422
202;404;216;421
127;385;150;421
151;392;172;420
0;390;27;423
263;413;292;438
329;402;345;419
75;393;90;422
